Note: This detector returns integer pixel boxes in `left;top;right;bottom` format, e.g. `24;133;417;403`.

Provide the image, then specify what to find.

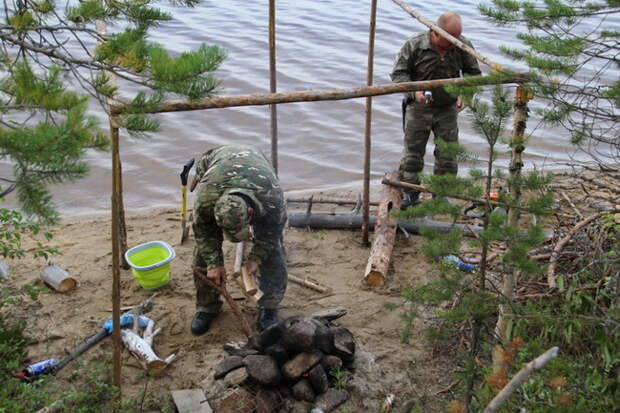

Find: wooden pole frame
110;73;528;115
269;0;278;174
362;0;378;247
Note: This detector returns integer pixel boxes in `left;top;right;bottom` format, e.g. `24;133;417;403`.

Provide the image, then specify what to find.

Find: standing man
391;11;481;207
189;144;287;334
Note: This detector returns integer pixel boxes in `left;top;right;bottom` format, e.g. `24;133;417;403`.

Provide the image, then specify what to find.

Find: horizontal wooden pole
111;73;528;115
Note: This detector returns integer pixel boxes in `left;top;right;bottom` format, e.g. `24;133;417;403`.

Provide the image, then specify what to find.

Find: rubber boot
191;311;219;335
401;190;420;209
257;308;278;331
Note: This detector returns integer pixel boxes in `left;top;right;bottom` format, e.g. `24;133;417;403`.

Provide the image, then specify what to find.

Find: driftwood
40;265;77;292
121;319;175;374
194;267;253;337
288;212;484;236
364;172;401;287
483;347;559;413
288;274;330;294
547;210;619;288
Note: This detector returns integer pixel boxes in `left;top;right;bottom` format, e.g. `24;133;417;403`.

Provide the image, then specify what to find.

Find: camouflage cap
214;194;251;243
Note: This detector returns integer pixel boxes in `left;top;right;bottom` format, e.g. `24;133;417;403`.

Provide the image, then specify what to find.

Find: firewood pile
208;308;355;413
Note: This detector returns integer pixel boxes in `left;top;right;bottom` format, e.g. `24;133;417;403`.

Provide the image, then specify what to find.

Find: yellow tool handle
181;185;187;221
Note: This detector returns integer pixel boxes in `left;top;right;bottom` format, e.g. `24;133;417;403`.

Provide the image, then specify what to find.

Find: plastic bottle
23;358;58;377
442;255;476;272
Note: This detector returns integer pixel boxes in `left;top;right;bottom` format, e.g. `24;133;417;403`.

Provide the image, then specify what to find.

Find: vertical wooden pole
362;0;378;246
269;0;278;174
494;85;529;352
110;123;122;398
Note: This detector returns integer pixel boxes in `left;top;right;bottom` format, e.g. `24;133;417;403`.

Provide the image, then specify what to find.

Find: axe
180;158;195;244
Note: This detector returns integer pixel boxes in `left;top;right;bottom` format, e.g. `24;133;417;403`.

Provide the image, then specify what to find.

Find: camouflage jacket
390;31;481;106
193;145;286;268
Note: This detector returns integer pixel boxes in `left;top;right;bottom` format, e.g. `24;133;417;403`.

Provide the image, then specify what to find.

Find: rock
259;322;283;348
312;321;334;354
314;389;348;412
223;341;260;357
320;355;342;374
292;379;316;403
248;333;264;351
282;318;317;352
290;400;312;413
310;307;347;324
265;343;289;366
282;351;323;381
244;355;282;386
214;356;244;379
255;389;281;413
200;369;226;401
307;364;329;395
223;367;249;387
216;387;255;413
352;349;376;375
331;328;355;363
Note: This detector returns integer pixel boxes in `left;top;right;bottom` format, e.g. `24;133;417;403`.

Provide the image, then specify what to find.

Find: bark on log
121;320;175;374
40;265;77;292
364;172;402;287
110;74;528;115
288;212;484;236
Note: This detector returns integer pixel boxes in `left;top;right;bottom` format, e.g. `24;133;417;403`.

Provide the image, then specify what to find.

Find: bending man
190;144;287;334
391;11;481;207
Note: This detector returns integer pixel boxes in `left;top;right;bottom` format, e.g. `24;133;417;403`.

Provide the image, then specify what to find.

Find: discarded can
442;255;476;272
24;358;58;377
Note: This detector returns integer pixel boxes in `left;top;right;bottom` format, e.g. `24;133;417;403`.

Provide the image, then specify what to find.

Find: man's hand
245;260;260;280
413;91;431;105
456;96;466;112
206;266;226;286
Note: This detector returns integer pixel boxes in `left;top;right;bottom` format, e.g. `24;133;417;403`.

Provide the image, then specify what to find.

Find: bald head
431;11;462;53
437;11;462;37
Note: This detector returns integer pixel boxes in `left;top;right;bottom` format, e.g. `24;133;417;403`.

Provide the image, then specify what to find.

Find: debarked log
288;213;483;237
40;265;77;292
364;172;401;287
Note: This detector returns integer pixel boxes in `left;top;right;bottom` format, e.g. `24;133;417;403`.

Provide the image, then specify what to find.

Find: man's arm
390;40;415;83
247;209;286;266
192;207;224;269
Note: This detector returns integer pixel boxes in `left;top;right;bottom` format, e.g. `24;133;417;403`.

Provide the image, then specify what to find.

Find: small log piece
121;319;175;374
40;265;77;292
364;172;402;287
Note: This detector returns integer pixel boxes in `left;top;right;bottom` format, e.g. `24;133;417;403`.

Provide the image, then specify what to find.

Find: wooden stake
193;267;253;337
362;0;378;247
364;172;402;287
269;0;278;174
110;124;122;395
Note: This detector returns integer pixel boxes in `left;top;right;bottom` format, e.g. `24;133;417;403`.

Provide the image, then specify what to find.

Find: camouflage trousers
399;102;459;185
193;222;288;314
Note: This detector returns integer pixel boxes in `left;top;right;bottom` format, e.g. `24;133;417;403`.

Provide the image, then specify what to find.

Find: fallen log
40;265;77;292
364;172;401;287
288;212;484;236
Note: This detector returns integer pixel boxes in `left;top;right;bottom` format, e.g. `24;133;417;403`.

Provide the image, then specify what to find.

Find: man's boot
401;190;420;209
257;308;278;331
191;311;219;335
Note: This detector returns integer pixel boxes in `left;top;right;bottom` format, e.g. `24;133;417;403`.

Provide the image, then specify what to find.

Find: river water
6;1;616;216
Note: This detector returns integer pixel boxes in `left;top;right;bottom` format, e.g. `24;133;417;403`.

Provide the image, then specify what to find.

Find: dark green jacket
391;31;482;106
